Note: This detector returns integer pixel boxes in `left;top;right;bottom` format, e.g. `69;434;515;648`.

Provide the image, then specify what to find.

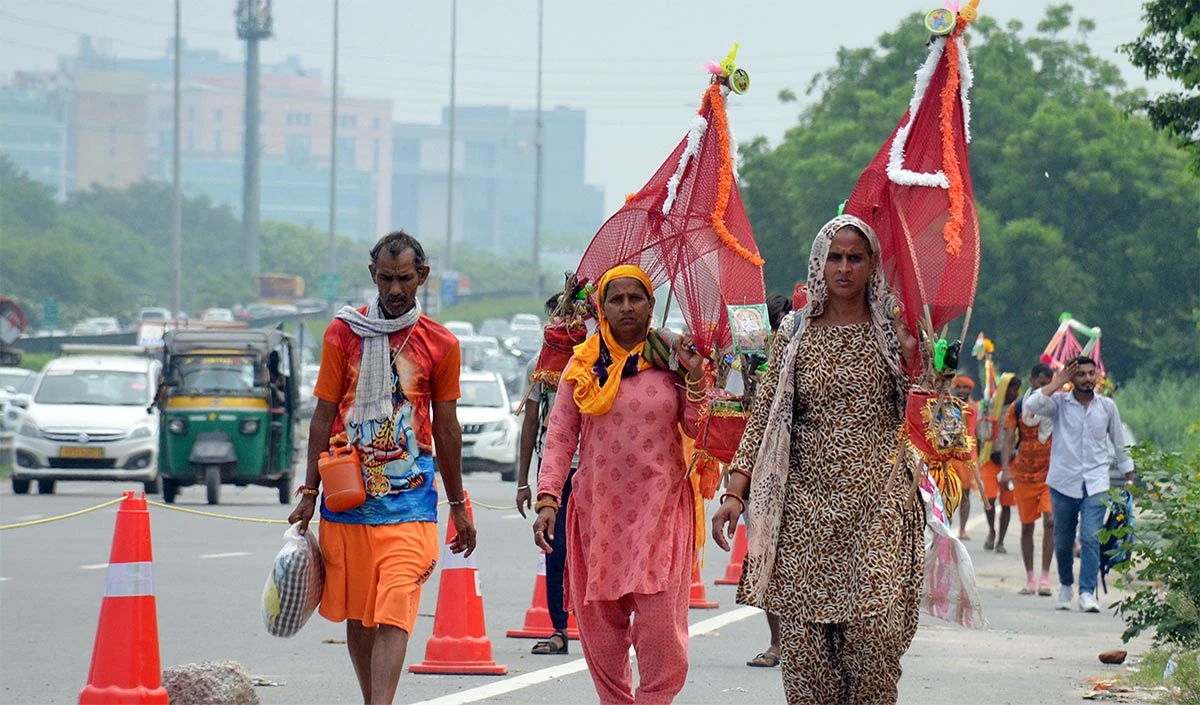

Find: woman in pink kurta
534;265;706;705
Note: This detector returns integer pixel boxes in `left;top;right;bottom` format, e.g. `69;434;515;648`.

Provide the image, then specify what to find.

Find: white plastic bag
262;524;325;637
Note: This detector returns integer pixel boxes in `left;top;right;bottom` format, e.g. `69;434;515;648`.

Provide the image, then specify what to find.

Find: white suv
12;351;161;495
458;370;520;481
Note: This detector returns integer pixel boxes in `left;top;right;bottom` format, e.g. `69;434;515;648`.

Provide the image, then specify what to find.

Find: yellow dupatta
562;265;655;415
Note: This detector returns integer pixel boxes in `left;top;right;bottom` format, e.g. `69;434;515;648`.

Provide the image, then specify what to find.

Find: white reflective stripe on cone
537;552;547;576
105;562;154;597
441;546;478;570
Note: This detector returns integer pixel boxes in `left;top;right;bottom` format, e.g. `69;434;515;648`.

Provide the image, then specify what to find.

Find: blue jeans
1051;486;1107;595
545;468;574;631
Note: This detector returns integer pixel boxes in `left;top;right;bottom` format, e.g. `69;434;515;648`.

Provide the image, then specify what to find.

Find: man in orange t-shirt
288;231;476;705
1001;362;1055;596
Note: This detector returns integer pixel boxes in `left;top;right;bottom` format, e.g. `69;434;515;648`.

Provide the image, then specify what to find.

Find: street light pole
443;0;457;273
532;0;544;300
172;0;183;316
328;0;339;282
237;0;273;277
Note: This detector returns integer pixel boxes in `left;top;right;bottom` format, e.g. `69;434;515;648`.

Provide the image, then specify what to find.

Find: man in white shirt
1025;356;1134;613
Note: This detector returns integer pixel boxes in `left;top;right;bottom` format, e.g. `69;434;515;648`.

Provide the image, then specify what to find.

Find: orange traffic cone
689;559;719;609
506;552;580;640
410;492;508;675
714;515;748;585
79;492;169;704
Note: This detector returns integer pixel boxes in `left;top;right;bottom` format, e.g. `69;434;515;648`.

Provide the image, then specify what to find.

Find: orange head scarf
562;265;655;415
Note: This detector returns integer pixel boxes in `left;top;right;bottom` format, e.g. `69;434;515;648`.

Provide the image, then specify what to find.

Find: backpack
1099;490;1135;594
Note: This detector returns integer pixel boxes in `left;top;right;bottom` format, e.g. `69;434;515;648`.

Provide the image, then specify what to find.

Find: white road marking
502;514;525;520
199;552;251;559
0;577;11;582
79;563;109;571
406;606;760;705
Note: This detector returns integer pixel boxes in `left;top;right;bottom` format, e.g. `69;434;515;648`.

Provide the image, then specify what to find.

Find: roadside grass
1125;648;1200;705
18;352;53;372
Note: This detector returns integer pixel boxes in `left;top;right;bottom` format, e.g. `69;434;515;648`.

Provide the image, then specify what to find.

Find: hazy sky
1;0;1148;214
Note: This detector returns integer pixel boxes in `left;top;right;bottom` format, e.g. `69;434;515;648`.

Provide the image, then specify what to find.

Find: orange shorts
980;460;1016;507
951;458;976;491
1013;478;1052;524
318;521;440;632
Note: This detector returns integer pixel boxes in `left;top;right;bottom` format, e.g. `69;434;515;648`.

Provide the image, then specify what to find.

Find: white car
509;313;541;332
138;307;172;322
202;308;235;322
458;370;519;481
12;351;161;495
444;320;476;339
0;368;35;432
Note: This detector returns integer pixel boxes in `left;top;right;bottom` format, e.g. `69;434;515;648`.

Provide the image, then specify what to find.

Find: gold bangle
534;497;560;513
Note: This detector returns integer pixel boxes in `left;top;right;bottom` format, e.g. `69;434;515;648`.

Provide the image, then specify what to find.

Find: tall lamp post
236;0;273;276
531;0;544;299
327;0;339;288
172;0;183;316
444;0;458;273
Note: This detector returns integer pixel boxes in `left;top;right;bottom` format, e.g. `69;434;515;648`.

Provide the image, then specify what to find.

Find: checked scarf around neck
562;265;655;415
335;298;422;424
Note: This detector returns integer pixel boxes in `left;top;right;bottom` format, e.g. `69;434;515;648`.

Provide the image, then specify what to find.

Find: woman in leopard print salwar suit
713;214;924;705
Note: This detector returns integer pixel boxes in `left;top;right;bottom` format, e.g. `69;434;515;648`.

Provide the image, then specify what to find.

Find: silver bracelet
517;484;530;490
446;497;466;506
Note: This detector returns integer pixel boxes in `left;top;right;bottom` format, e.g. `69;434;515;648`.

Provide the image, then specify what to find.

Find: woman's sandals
531;630;569;655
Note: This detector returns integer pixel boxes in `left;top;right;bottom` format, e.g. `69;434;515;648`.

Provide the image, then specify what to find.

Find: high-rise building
0;75;70;197
391;105;603;257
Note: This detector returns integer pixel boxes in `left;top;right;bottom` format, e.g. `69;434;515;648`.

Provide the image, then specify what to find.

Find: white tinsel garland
887;36;950;189
957;36;974;144
662;114;708;215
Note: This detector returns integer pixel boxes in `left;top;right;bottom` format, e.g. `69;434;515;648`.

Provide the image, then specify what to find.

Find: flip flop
983;537;995;551
747;651;780;668
1038;583;1053;597
995;544;1007;554
1018;584;1037;595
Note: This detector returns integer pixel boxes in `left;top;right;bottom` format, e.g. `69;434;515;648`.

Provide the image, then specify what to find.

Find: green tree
1121;0;1200;173
739;6;1200;379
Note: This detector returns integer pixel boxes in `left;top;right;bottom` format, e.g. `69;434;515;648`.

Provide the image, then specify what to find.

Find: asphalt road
0;476;1150;705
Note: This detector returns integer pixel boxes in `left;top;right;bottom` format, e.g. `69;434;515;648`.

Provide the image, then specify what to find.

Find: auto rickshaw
157;329;298;504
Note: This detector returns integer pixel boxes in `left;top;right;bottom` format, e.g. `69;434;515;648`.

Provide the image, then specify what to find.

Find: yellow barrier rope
144;500;291;524
0;497;125;531
0;494;519;531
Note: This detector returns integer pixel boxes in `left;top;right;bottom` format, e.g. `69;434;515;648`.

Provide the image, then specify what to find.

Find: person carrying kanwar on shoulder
949;375;979;541
516;292;582;656
532;264;708;704
287;230;476;705
1025;356;1134;613
712;214;922;705
980;373;1021;553
1003;362;1056;596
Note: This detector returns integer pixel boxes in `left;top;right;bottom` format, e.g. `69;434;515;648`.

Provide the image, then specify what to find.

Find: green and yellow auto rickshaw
157;329;298;505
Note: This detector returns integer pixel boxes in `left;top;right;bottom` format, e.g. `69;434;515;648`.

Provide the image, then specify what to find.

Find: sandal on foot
1037;582;1053;597
747;651;780;668
983;536;996;551
1018;584;1037;595
531;631;569;655
995;544;1007;554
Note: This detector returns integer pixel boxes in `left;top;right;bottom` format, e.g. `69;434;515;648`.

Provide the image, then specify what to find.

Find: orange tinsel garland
701;83;765;267
939;28;966;257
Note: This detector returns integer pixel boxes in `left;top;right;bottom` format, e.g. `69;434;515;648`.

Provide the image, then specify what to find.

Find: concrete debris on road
162;661;259;705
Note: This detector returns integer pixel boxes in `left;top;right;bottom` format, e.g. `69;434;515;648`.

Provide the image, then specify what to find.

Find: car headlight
168;417;188;435
129;424;154;440
481;421;507;433
239;418;261;435
18;421;41;438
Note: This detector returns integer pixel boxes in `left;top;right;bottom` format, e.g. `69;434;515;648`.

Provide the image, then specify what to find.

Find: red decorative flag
575;73;765;358
845;5;982;336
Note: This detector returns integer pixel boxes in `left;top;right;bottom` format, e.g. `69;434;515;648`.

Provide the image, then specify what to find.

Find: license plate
59;446;105;459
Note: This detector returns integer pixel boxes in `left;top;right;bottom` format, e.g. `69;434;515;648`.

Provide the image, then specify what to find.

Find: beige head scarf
738;214;908;604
